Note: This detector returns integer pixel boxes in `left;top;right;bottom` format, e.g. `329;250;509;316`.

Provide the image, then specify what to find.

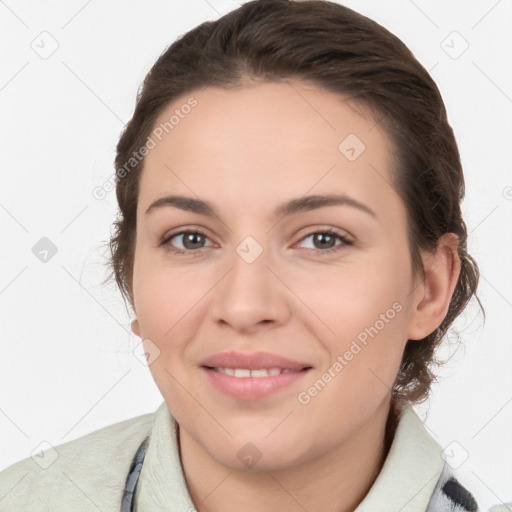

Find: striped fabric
426;463;478;511
121;436;149;512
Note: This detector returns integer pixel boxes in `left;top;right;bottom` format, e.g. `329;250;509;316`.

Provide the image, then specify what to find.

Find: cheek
290;258;408;338
289;255;410;387
297;303;408;426
132;257;207;337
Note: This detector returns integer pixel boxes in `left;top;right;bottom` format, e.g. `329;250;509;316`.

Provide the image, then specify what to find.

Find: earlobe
131;318;141;337
407;233;461;341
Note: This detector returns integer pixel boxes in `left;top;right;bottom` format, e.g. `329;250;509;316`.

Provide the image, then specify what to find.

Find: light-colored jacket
0;401;509;511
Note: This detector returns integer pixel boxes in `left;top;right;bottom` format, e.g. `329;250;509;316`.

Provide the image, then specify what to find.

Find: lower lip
201;367;311;401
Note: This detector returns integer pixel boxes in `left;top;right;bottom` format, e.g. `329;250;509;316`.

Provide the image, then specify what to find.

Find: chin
214;449;302;473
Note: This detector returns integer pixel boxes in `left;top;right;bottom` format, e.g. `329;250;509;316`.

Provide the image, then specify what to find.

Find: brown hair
103;0;483;405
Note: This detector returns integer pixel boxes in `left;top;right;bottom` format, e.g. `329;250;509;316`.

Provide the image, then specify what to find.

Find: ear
131;318;141;338
407;233;461;341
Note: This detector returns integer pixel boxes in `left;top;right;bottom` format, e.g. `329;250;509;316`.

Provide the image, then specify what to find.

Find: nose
210;243;291;334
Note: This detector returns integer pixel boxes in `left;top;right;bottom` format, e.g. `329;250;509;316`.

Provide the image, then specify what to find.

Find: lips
199;351;313;400
200;350;313;372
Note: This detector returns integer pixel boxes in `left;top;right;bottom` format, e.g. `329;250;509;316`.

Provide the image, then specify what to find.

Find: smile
201;366;311;400
209;367;302;377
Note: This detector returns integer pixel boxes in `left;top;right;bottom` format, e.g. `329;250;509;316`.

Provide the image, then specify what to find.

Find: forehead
138;80;401;221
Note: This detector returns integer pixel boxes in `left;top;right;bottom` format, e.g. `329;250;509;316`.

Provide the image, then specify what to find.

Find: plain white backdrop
1;0;511;509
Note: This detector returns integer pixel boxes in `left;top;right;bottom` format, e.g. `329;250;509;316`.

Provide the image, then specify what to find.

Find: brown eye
311;232;337;250
297;229;353;255
161;230;212;254
179;232;207;250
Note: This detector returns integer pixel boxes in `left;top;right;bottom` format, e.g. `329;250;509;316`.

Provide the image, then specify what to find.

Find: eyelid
160;224;354;257
160;227;214;249
292;225;354;244
291;228;354;254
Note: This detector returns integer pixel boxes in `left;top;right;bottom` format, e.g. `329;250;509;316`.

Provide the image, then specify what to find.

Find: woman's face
131;80;428;471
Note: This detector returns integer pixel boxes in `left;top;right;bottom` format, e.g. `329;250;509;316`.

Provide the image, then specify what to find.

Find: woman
0;1;509;510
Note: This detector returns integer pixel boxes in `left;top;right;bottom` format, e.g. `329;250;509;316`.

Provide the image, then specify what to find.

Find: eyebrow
145;193;376;219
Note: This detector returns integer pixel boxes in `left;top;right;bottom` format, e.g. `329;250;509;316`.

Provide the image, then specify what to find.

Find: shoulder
395;404;512;512
0;410;156;512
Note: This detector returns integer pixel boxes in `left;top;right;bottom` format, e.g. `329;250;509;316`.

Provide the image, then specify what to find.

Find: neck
178;398;400;512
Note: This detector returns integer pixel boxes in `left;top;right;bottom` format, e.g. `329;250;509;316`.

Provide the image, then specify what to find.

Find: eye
160;227;353;256
160;229;213;255
296;228;353;256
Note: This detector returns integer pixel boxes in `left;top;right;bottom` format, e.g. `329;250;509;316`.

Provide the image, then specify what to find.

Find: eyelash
159;228;353;257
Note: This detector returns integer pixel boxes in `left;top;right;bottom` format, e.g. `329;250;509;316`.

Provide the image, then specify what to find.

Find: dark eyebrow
145;194;376;219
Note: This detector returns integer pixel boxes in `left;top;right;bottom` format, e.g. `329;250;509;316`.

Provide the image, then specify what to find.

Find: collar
354;403;445;511
133;401;445;511
134;402;194;510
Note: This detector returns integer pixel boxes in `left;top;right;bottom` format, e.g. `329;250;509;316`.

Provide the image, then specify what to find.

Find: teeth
214;367;289;377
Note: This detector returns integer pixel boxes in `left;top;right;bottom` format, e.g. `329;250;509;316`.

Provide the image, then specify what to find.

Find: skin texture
130;80;461;512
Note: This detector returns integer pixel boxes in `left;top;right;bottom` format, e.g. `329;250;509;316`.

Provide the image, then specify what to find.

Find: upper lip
200;351;312;371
